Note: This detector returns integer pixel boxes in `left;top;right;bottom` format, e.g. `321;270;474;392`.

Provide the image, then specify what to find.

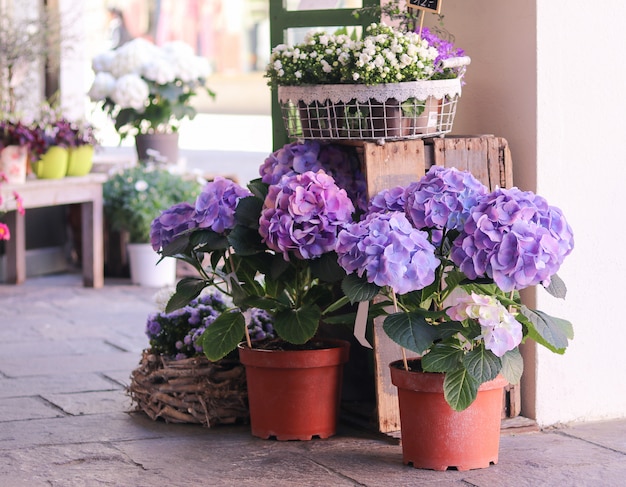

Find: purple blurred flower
451;187;574;292
150;201;196;251
259;170;355;260
420;27;465;77
405;166;488;243
194;177;252;234
336;211;439;295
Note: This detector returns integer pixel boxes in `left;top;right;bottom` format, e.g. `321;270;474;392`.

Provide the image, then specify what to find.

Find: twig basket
128;350;248;427
278;77;462;143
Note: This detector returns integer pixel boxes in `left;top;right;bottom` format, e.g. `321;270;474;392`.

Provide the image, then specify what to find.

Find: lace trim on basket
278;78;463;105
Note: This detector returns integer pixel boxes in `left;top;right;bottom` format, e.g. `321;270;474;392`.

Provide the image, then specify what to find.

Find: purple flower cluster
146;292;229;359
405;165;488;238
259;170;355;261
259;140;367;212
150;202;195;251
420;27;465;75
150;177;251;251
368;186;408;213
247;308;275;342
336;211;439;295
451;187;575;292
194;176;252;233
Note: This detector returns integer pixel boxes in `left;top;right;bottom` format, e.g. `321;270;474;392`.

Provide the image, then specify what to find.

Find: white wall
441;0;626;425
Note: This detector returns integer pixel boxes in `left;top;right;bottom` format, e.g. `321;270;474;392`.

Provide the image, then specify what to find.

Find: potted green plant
88;38;215;164
103;163;202;287
265;22;470;141
151;140;366;440
128;289;275;427
335;165;575;470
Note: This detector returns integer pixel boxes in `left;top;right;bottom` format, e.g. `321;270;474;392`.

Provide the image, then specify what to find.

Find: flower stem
392;290;409;371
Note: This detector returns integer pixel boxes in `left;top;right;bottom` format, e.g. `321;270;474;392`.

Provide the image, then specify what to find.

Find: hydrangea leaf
274;305;322;345
201;311;246;361
341;273;380;304
234;195;263;229
310;251;346;283
501;348;524;385
521;306;572;353
165;277;207;312
444;367;479;411
190;229;228;251
421;343;464;373
383;311;439;355
463;345;501;383
228;225;265;255
544;273;567;300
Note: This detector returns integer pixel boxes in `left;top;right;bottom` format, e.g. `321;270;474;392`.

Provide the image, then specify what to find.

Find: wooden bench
1;174;107;288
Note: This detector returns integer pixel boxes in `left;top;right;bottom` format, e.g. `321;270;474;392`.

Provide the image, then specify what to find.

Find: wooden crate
346;135;516;433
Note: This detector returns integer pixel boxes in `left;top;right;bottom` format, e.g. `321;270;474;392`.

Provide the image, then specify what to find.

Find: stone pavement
1;274;625;486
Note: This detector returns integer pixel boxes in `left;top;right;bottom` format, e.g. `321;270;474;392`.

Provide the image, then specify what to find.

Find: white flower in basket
265;23;470;142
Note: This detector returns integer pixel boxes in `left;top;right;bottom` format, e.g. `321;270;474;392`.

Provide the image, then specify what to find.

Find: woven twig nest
128;350;248;427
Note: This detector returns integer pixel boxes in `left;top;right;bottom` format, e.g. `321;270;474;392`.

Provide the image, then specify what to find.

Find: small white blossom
88;72;116;101
111;73;149;110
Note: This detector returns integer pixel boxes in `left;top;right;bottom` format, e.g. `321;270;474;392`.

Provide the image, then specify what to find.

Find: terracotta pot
390;359;508;471
32;146;69;179
135;132;179;165
66;145;94;176
238;339;350;440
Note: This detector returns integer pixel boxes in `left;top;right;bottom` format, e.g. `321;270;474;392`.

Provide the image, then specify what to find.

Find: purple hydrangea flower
247;308;275;342
150;202;196;251
259;170;355;261
405;166;488;242
368;186;408;214
259;140;368;212
451;187;575;292
194;177;252;234
336;211;440;295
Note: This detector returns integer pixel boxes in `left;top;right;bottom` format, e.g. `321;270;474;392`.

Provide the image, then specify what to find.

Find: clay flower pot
238;339;350;440
390;359;508;471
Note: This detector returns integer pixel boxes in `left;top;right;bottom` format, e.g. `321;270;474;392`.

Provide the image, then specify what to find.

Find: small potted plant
335;165;575;470
128;289;274;427
88;38;215;164
151;141;366;440
103;163;202;287
0;119;37;184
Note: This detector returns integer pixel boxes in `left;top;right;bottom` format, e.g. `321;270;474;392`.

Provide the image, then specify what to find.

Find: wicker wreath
128;350;249;427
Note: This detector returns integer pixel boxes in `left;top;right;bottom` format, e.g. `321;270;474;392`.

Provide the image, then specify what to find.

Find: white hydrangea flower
161;40;195;59
92;51;116;73
142;56;177;85
88;72;116;101
109;38;158;78
111;73;149;110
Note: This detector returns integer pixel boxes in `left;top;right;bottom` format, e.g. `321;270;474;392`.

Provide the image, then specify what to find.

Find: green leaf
165;278;207;312
421;343;464;373
544;273;567;299
463;345;501;383
501;348;524;385
309;252;346;283
228;225;265;255
190;229;228;251
444;367;480;411
234;195;263;228
341;274;380;303
247;178;269;200
273;305;321;344
201;311;246;361
521;306;572;353
382;312;439;355
161;232;193;257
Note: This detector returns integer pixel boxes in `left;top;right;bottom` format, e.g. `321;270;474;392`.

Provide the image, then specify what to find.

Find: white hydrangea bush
88;38;215;139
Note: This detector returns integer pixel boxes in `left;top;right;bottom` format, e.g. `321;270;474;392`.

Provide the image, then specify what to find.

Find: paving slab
559;419;626;454
0;397;64;421
42;390;132;416
0;373;119;398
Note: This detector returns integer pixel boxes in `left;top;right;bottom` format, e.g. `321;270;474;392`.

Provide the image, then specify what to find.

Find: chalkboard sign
407;0;442;14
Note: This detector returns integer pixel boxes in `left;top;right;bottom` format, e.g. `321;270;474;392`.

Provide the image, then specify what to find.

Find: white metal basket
278;58;469;143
